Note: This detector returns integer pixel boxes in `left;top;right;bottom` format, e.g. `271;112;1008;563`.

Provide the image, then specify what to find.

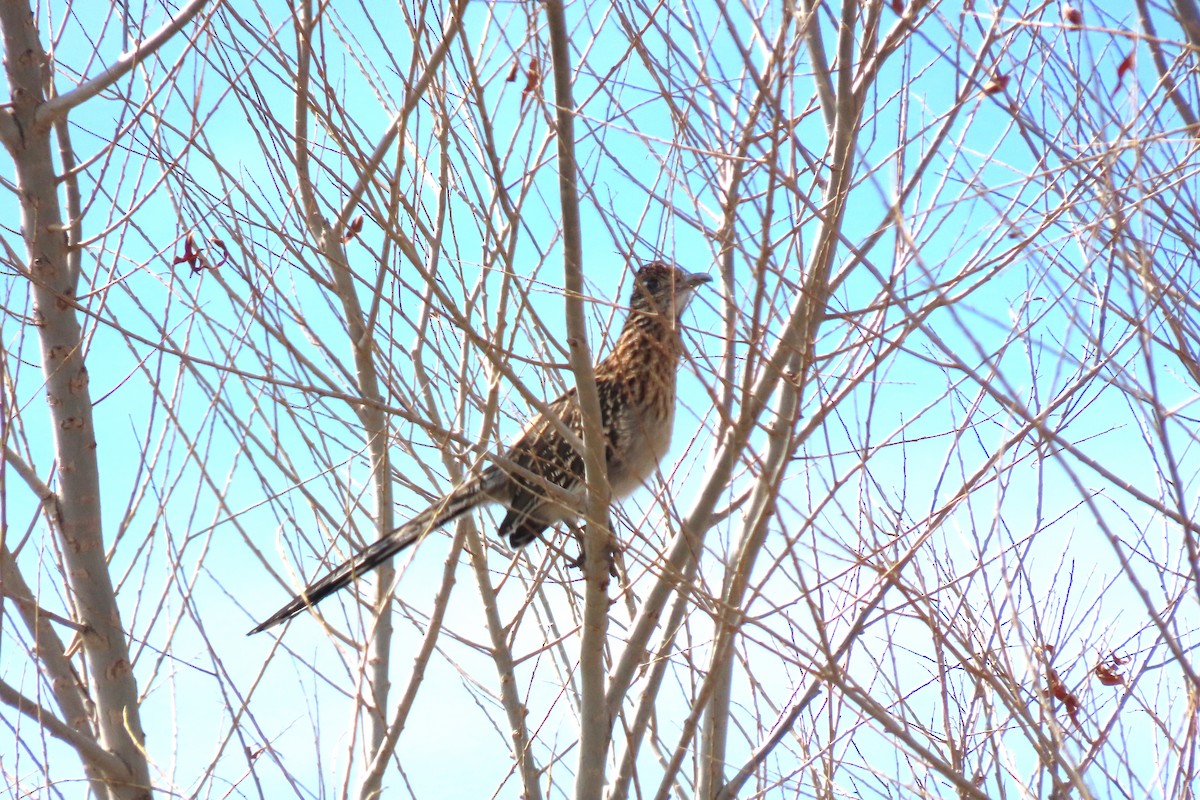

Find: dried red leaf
1094;652;1129;685
982;73;1009;95
1094;663;1125;686
890;0;904;13
171;231;196;266
342;214;364;244
1115;51;1135;88
1045;665;1063;696
1043;665;1083;729
506;59;520;83
208;237;229;269
172;231;205;275
1064;696;1082;728
172;230;225;275
521;58;542;108
1061;3;1082;28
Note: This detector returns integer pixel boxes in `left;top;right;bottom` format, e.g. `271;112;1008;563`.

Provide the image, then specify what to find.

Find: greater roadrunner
250;262;710;633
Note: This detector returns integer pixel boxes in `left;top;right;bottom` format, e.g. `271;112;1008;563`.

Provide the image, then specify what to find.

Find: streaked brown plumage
250;262;709;634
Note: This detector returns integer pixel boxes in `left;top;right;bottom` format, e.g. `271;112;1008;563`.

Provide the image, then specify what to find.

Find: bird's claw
567;528;620;579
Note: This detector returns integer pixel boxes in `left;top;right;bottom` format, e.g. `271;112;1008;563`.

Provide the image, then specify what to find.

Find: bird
249;262;710;634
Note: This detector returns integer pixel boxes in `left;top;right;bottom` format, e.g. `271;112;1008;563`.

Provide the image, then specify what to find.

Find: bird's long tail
249;476;489;634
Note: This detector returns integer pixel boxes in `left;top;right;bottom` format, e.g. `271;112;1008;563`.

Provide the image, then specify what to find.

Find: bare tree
3;1;1198;798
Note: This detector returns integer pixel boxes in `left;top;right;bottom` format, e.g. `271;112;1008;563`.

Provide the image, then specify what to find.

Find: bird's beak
674;271;711;314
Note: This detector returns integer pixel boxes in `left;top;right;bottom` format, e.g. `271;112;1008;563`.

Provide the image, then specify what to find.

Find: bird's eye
643;277;660;292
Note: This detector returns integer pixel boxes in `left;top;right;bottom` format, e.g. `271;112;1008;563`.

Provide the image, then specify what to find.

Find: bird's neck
599;310;683;376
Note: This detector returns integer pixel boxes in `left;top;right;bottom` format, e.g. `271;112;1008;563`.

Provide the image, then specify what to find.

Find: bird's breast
606;377;676;498
593;319;686;498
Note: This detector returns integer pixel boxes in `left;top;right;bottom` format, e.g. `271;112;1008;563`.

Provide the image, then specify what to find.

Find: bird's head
628;261;711;319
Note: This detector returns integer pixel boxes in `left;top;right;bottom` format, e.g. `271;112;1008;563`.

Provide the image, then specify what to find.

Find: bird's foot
567;528;620;580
